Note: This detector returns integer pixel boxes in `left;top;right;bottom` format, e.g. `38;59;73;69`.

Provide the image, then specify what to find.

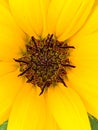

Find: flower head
0;0;98;130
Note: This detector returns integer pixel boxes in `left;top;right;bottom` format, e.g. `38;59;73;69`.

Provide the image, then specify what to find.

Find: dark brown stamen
13;58;29;64
61;64;76;68
39;82;47;96
31;36;38;51
58;46;75;49
18;66;31;77
46;34;53;47
49;34;53;42
26;75;34;83
58;76;67;87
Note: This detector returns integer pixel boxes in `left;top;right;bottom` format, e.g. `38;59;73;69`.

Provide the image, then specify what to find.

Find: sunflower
0;0;98;130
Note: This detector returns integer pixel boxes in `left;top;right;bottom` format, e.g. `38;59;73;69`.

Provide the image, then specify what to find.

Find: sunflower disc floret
14;34;75;95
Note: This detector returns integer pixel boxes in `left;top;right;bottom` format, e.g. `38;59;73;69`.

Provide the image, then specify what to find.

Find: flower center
14;34;75;95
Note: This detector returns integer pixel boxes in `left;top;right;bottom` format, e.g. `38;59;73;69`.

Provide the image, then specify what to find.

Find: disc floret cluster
14;34;75;95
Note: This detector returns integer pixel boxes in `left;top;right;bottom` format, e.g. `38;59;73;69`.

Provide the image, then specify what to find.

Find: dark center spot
14;34;75;95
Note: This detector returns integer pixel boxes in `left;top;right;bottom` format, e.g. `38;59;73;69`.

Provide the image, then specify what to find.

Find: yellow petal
0;0;9;9
0;60;16;77
43;101;60;130
56;0;95;40
43;113;60;130
9;0;48;37
0;25;26;59
47;0;66;34
68;31;98;118
0;3;26;59
46;84;91;130
7;86;46;130
70;0;98;37
0;70;23;124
